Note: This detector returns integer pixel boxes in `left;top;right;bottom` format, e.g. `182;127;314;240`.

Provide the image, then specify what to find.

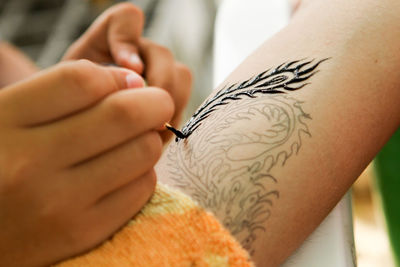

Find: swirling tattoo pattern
164;59;328;255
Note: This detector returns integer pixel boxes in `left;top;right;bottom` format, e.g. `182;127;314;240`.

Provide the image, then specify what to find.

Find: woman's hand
63;3;145;73
63;3;192;142
0;60;174;267
139;38;192;142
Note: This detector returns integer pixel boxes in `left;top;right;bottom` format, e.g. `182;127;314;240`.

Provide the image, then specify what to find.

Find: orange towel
57;183;253;267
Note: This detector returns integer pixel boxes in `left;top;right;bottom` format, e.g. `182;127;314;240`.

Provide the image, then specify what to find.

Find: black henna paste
166;58;328;141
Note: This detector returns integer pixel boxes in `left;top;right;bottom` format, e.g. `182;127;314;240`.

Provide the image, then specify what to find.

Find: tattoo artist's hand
62;3;192;142
0;60;174;267
62;3;145;74
139;38;192;142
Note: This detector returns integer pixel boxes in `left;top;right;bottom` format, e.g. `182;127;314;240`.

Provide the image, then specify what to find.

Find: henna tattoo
163;59;328;254
166;58;328;141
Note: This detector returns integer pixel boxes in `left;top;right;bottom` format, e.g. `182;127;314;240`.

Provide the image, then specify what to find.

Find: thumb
108;4;145;74
114;46;144;75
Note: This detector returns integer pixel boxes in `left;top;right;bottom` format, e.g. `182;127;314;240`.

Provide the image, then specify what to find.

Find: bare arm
0;42;38;87
156;0;400;265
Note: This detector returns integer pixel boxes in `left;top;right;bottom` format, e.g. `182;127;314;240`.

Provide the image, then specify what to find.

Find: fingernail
126;72;144;88
130;53;143;66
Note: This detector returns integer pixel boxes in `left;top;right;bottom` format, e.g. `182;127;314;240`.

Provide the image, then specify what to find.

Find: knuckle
59;60;105;101
65;59;96;75
69;60;97;80
75;58;96;68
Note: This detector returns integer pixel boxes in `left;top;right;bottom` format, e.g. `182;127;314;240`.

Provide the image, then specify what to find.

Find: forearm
0;42;39;88
157;0;400;265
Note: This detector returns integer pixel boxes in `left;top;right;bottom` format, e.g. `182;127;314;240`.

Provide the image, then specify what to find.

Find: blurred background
0;0;217;117
0;0;398;266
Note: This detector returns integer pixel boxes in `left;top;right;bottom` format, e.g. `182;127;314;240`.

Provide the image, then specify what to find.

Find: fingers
160;62;192;141
68;131;162;202
34;87;174;166
64;3;145;74
85;169;156;246
139;39;175;88
107;4;145;73
139;39;192;141
0;60;144;127
171;62;193;120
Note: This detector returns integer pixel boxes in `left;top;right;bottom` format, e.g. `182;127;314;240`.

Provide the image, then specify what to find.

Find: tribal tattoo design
167;58;328;141
164;59;328;255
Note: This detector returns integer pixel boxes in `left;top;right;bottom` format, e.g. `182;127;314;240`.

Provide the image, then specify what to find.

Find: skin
4;0;399;266
0;61;171;266
0;42;39;87
64;3;191;142
62;3;146;73
0;3;191;267
157;0;400;265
